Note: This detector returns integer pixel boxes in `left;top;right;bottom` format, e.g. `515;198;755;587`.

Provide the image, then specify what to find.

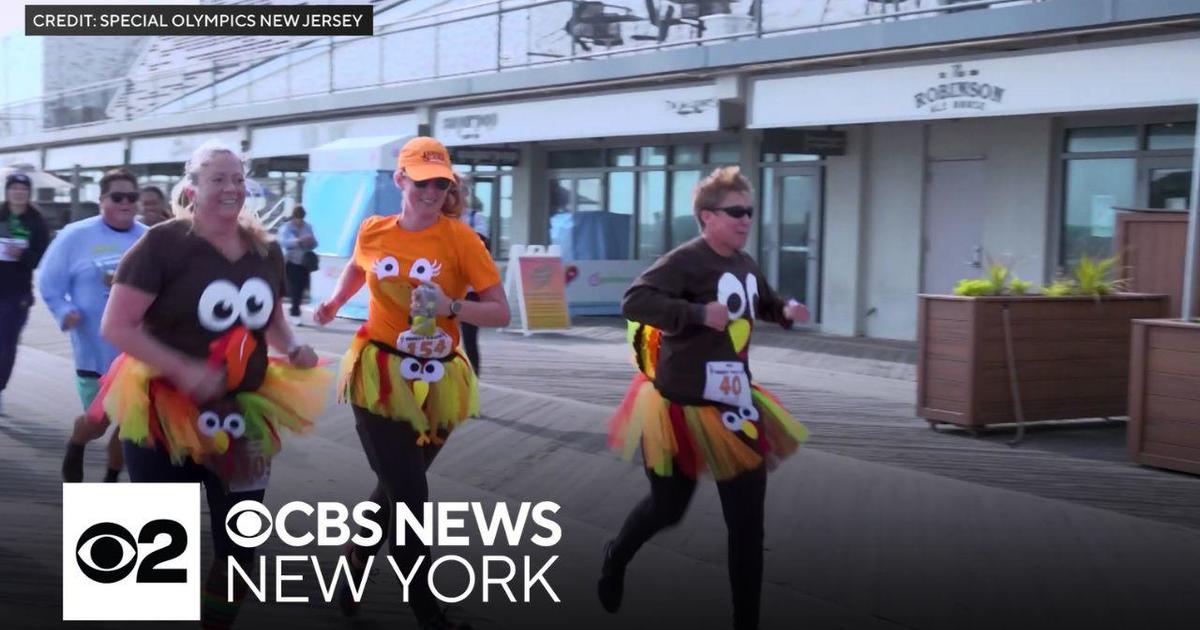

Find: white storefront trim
130;130;241;165
434;85;721;146
750;38;1200;128
45;140;125;170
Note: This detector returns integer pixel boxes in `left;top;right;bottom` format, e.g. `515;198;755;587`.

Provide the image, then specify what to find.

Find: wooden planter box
917;294;1168;429
1129;319;1200;475
1115;210;1200;317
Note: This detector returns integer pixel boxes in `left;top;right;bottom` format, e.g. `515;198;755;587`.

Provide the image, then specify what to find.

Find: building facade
1;0;1197;339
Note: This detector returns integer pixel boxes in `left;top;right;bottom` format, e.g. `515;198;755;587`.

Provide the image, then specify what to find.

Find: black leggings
284;262;309;317
0;293;31;392
123;442;265;629
349;405;447;621
611;464;767;630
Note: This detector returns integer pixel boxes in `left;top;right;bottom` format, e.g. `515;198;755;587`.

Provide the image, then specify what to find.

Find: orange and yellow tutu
88;354;332;465
337;327;479;445
607;322;808;480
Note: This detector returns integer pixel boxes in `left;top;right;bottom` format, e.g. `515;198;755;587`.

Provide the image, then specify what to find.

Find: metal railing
0;0;1044;140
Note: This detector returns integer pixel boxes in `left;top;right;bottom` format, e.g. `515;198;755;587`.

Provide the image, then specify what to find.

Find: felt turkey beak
379;279;412;308
212;430;230;455
210;326;258;390
728;319;751;355
412;380;430;407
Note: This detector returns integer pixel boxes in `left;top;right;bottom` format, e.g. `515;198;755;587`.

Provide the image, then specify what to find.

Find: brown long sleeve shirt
622;237;793;405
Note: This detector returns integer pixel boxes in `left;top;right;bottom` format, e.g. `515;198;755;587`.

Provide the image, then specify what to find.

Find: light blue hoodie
37;215;147;374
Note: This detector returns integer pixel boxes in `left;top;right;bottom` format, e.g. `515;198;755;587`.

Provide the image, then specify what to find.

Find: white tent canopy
308;135;412;172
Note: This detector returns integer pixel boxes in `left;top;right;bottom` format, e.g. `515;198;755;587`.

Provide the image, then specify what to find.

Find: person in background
277;205;318;325
138;185;171;226
41;168;148;482
0;172;50;416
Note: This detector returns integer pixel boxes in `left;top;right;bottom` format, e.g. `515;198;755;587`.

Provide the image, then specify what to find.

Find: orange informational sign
517;253;571;331
501;245;571;335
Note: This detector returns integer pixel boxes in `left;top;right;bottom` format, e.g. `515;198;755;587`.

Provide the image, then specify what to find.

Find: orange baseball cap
397;136;454;181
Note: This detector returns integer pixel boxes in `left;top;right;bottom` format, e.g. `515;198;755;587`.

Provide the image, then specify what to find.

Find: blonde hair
443;172;469;219
171;140;272;256
693;165;753;229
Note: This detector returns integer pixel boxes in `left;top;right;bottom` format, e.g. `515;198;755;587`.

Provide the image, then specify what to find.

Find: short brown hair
693;166;752;229
99;168;138;196
291;205;306;220
140;185;165;200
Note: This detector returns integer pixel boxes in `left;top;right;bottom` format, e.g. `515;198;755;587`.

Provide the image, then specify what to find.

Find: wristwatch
448;299;463;319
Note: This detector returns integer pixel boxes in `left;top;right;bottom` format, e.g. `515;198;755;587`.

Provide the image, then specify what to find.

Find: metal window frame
1052;109;1197;270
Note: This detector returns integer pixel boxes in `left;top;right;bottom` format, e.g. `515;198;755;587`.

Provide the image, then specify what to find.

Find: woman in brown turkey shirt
92;141;331;628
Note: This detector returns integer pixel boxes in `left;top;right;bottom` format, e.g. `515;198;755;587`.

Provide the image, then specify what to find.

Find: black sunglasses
108;192;140;203
711;205;754;219
413;178;452;191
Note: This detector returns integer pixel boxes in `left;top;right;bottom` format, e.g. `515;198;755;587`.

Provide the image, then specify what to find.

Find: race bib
703;361;753;408
396;328;454;359
214;440;272;493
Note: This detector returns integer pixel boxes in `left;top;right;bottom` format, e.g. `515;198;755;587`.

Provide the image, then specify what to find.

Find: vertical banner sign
503;245;571;335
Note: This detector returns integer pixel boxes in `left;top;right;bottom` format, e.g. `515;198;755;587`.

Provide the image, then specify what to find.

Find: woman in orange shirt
314;136;509;629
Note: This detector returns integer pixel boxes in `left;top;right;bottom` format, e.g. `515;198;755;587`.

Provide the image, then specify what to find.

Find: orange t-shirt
353;214;500;358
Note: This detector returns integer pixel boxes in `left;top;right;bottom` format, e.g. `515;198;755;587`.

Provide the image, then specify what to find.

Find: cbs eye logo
75;520;187;584
225;500;274;548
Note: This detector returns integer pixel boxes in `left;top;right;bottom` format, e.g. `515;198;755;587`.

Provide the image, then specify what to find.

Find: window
1065;126;1137;152
608;148;636;167
1062;159;1135;263
1147;122;1196;150
608;172;635;215
1149;167;1191;210
548;149;603;169
708;142;740;164
674;145;702;165
639;171;666;259
547;176;630;260
762;152;821;163
640;146;668;166
670;170;701;247
547;142;745;261
1059;120;1195;264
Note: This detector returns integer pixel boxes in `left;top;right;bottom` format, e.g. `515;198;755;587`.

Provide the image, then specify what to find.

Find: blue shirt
277;220;317;266
37;215;147;374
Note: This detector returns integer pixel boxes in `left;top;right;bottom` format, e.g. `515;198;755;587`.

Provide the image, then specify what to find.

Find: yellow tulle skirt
337;332;479;445
88;354;332;465
608;373;809;481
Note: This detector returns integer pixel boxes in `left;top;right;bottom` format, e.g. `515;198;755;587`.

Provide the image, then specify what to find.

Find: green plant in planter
952;262;1036;296
1009;277;1032;295
953;278;997;296
1039;255;1125;297
1043;280;1075;297
953;263;1010;296
1073;254;1124;296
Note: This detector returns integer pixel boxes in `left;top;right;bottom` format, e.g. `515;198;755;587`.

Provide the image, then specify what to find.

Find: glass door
763;166;822;324
1139;156;1193;210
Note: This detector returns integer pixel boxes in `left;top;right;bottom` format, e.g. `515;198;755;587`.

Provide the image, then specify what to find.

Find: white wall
820;125;867;337
862;123;925;340
822;117;1053;341
927;116;1053;285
